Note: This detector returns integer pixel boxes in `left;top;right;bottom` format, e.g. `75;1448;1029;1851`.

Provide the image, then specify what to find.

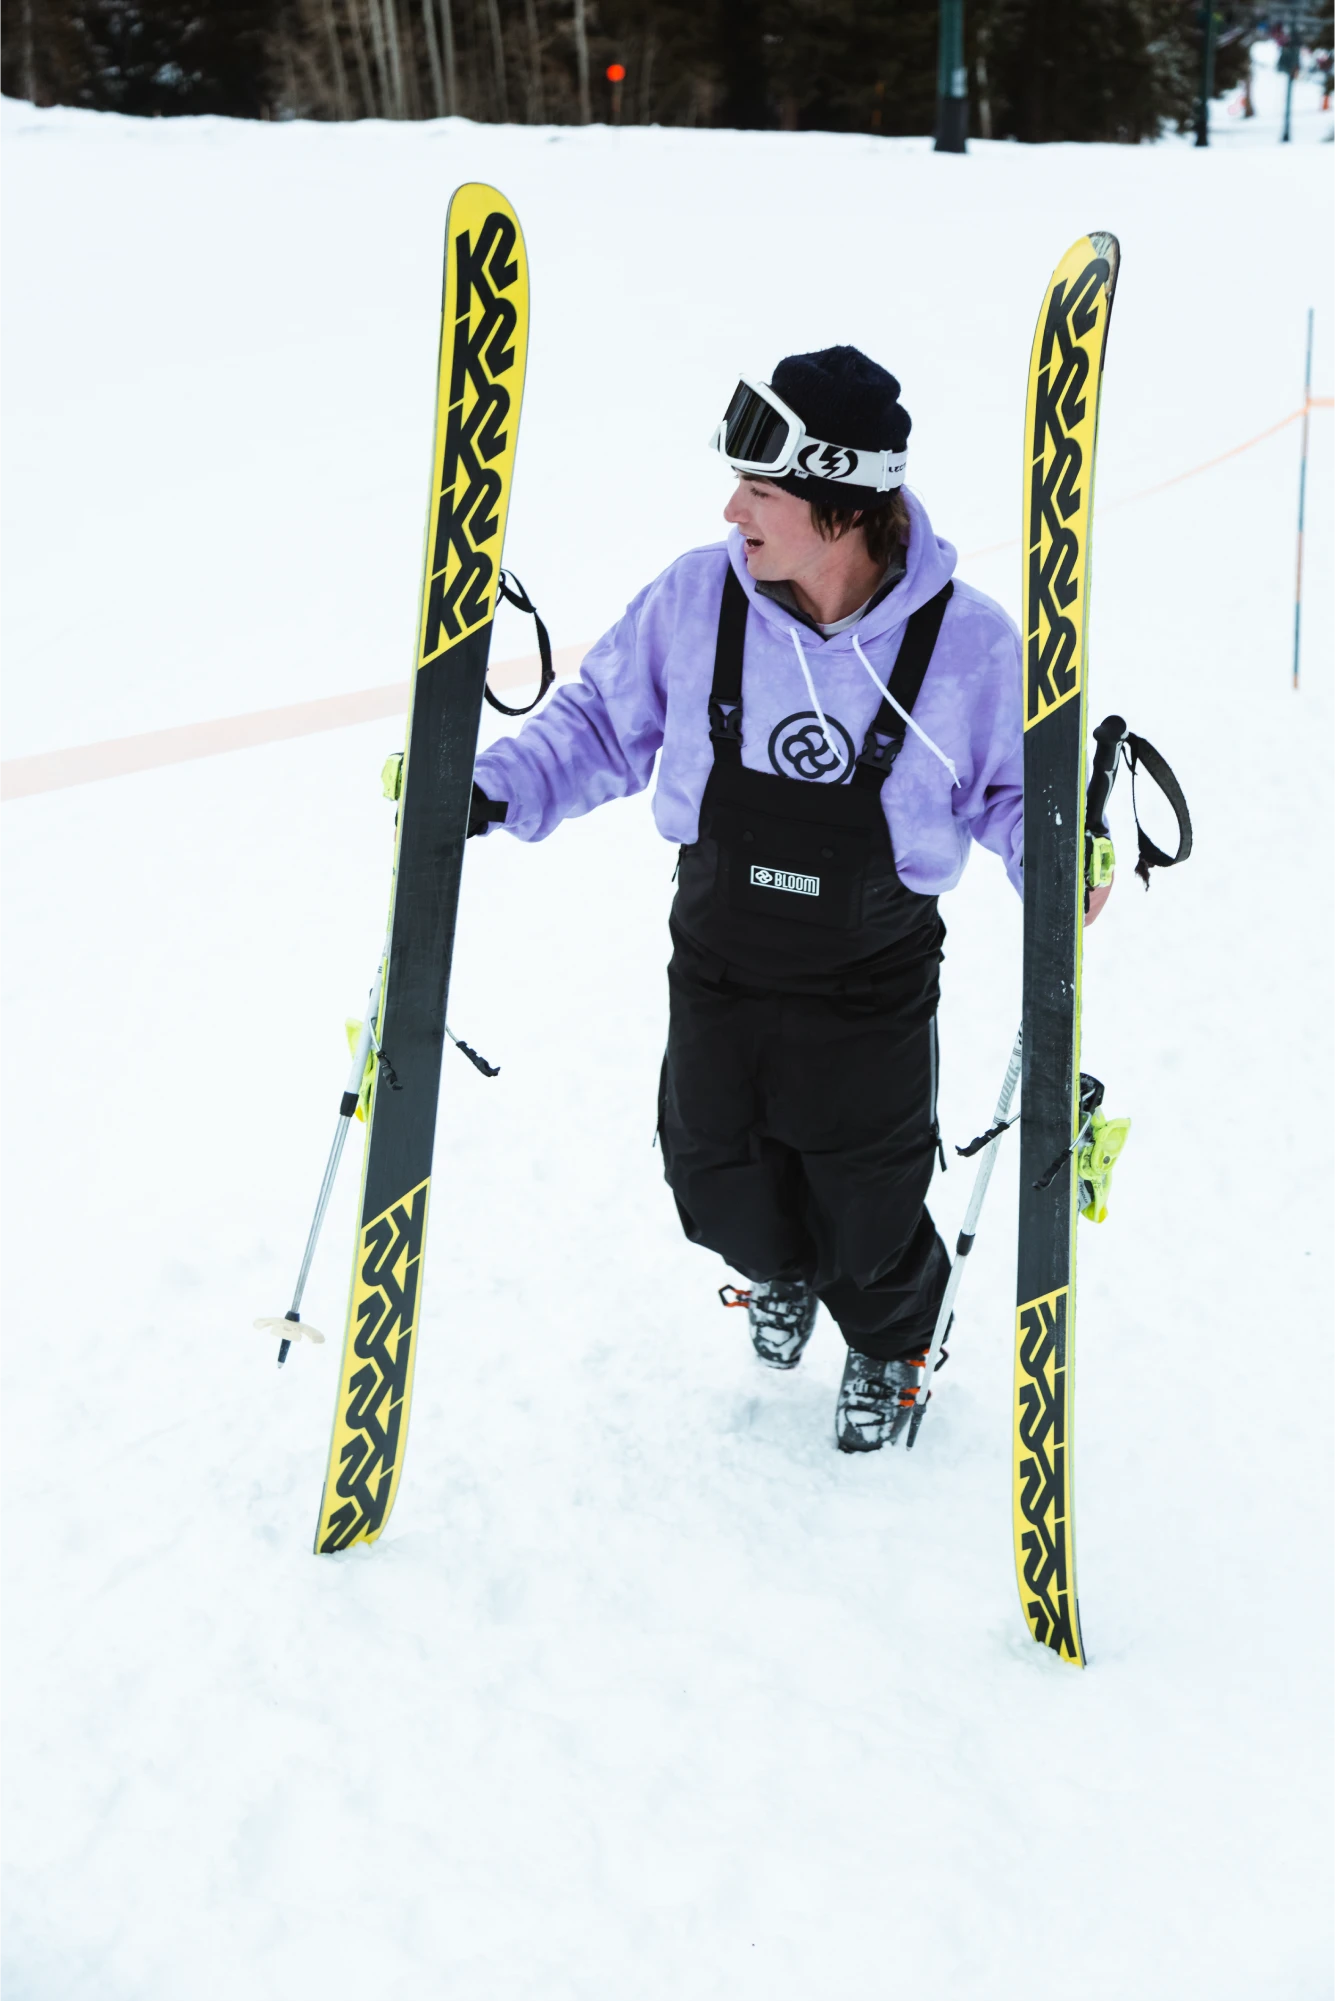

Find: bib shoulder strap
852;581;953;792
708;566;749;761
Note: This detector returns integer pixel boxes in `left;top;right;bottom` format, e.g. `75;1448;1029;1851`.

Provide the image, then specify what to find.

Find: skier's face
724;477;829;582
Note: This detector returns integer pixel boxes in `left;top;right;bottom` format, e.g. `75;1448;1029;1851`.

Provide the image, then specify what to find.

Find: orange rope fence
4;396;1331;802
0;647;587;802
960;395;1333;562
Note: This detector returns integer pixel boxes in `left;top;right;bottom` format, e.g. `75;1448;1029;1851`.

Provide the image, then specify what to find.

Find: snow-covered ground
2;90;1332;2002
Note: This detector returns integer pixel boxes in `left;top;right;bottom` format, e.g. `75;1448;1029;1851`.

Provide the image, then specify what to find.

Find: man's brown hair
809;490;909;567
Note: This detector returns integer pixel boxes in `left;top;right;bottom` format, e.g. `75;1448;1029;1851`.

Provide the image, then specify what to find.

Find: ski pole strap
484;570;555;717
1123;734;1193;887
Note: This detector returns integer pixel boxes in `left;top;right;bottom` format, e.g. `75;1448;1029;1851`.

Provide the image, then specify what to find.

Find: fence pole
1293;308;1314;689
1279;18;1300;143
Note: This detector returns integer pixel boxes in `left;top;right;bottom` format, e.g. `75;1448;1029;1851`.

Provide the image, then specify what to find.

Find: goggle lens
721;383;793;467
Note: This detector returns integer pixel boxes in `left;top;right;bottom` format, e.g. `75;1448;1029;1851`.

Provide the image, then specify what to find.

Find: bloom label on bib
750;865;820;897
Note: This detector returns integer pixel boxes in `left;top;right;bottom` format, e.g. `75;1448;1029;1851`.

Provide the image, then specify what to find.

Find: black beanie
768;345;911;510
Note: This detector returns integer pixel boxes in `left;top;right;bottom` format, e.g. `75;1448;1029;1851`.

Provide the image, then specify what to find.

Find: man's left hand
1085;880;1112;927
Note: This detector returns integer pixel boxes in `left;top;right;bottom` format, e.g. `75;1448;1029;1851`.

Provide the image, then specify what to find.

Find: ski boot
835;1345;927;1452
719;1278;818;1369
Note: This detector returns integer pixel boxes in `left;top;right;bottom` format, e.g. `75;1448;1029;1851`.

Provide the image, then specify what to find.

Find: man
469;346;1027;1451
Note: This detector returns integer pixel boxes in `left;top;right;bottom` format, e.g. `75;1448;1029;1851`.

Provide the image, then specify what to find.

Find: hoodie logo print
768;712;855;783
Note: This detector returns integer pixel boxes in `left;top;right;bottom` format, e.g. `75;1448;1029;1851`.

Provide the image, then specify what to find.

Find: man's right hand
468;784;507;837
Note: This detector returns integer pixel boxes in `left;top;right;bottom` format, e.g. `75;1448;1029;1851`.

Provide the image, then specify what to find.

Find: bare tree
420;0;445;114
365;0;392;113
402;1;424;116
521;0;545;121
20;0;38;102
383;0;408;115
975;30;992;138
438;0;458;113
638;27;657;123
572;0;590;121
345;0;377;114
321;0;351;116
485;0;508;117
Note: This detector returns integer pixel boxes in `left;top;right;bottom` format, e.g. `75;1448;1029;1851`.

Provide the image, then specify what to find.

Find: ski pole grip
1086;714;1127;837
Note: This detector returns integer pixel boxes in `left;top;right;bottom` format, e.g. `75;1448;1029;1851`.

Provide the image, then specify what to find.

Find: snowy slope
2;92;1332;2002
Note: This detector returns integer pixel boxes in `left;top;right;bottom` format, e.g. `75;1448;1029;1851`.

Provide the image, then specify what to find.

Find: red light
606;63;626;82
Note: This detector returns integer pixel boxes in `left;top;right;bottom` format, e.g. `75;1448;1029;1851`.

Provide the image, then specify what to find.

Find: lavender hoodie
473;487;1023;898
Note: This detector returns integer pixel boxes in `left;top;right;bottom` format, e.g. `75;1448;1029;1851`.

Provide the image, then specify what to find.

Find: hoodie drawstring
851;634;960;788
787;627;837;762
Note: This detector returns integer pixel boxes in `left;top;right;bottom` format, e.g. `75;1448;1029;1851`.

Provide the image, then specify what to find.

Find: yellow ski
1013;232;1119;1663
315;184;529;1553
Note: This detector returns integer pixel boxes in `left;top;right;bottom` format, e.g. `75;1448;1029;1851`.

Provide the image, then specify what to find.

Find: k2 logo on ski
318;1180;429;1552
767;711;855;782
421;209;523;664
1014;1286;1079;1661
1024;252;1110;728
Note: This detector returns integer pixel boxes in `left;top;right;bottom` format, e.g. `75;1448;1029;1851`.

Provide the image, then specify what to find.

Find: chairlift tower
935;0;968;153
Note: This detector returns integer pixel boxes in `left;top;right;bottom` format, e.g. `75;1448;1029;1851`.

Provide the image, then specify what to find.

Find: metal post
607;60;625;122
934;0;968;154
1279;14;1300;143
1294;308;1313;689
1195;2;1216;145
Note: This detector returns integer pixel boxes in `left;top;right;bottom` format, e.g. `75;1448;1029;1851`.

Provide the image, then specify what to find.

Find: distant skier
470;347;1093;1450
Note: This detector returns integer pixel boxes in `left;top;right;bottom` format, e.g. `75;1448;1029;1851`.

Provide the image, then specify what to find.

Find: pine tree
973;0;1198;143
1;0;271;116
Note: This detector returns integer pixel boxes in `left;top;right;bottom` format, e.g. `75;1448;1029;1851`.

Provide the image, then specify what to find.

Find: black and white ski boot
719;1278;818;1369
835;1345;926;1452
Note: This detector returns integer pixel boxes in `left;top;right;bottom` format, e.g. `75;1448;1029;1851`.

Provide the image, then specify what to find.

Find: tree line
2;1;1302;142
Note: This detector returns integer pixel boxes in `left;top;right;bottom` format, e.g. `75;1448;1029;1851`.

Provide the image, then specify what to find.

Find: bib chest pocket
710;799;873;931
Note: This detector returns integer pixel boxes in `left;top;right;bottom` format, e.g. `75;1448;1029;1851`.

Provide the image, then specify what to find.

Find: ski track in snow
2;66;1332;2002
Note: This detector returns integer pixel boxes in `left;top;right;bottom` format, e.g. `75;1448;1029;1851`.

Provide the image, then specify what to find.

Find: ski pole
904;1026;1023;1448
1086;714;1126;842
256;953;386;1368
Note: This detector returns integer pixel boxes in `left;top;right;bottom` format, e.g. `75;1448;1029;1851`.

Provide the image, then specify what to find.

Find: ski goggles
710;377;907;493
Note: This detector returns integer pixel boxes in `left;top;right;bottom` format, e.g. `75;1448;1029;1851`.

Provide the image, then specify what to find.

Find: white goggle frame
709;376;907;493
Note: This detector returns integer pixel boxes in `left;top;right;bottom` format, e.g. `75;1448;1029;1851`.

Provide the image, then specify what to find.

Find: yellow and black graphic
316;1178;429;1551
1013;1287;1084;1663
418;184;528;666
1022;236;1115;730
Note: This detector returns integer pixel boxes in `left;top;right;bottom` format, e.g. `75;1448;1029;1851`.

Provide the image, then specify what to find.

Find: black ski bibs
671;568;953;991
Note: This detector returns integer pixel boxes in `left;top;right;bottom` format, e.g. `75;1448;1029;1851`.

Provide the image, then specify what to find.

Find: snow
2;85;1332;2002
